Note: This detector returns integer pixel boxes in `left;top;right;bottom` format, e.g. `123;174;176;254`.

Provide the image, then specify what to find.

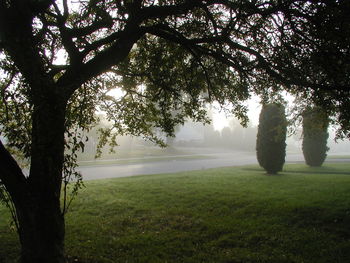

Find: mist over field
76;114;350;164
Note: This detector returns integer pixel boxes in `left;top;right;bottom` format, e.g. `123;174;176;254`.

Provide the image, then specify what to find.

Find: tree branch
57;24;146;93
67;19;113;38
80;31;125;58
0;140;28;207
52;1;82;65
139;0;205;21
143;24;249;75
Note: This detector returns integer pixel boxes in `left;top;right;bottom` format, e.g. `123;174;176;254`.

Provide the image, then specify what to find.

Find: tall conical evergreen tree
256;103;287;174
302;107;329;167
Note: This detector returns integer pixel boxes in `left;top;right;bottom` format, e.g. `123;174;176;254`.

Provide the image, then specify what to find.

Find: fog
77;113;350;163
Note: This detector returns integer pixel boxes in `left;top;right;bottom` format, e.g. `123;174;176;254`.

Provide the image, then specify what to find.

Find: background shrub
302;107;329;167
256;103;287;174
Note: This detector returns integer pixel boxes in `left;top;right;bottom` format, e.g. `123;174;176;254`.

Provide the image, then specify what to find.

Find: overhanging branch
0;140;28;206
57;25;146;94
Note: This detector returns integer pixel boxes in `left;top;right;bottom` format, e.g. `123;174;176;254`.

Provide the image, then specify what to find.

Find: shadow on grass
285;170;350;175
242;166;350;176
284;206;350;240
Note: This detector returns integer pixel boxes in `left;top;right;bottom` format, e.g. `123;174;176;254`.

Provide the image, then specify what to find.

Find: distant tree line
173;119;257;152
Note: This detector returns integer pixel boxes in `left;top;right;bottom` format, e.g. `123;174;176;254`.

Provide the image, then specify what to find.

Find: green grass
1;163;350;263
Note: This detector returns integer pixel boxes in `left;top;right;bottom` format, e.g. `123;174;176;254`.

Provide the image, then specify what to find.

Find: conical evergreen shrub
256;103;287;174
302;107;329;166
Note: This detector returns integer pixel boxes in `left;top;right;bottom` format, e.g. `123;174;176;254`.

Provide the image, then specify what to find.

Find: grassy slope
1;163;350;263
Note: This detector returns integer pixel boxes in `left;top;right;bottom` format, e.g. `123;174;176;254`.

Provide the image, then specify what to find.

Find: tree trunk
17;92;68;263
17;200;65;263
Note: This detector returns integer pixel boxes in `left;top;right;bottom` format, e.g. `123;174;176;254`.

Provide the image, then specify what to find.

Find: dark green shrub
302;107;329;166
256;103;287;174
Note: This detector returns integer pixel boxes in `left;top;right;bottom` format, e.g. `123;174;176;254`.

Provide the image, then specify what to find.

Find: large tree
0;1;349;262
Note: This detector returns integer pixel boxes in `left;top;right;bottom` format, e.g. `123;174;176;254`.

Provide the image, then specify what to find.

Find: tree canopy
1;1;349;145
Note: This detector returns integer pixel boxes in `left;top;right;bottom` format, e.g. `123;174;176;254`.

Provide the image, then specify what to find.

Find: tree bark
0;2;76;259
17;91;67;263
0;92;67;262
17;199;65;263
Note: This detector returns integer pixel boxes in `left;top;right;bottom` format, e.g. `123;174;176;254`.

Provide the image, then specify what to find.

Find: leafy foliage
270;0;350;139
256;103;287;174
302;107;329;167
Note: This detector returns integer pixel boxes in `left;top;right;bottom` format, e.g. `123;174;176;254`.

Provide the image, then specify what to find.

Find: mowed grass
1;163;350;263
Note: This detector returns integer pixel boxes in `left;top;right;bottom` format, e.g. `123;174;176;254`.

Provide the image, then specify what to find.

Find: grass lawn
1;163;350;262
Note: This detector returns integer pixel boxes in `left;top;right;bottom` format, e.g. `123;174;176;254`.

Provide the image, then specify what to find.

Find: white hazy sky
212;92;295;130
212;96;262;130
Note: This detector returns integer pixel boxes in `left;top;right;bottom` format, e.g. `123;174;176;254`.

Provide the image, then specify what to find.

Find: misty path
78;149;308;180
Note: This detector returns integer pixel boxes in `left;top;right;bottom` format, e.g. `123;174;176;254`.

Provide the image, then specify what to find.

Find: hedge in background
302;107;329;167
256;103;287;174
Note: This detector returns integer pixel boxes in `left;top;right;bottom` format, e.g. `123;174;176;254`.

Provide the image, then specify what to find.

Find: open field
1;163;350;263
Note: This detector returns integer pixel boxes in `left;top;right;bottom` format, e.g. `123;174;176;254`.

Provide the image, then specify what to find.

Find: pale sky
212;96;262;130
